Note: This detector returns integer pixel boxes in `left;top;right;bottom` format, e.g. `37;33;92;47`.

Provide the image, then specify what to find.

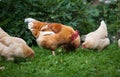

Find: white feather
24;18;36;23
41;25;48;31
40;31;55;36
28;22;33;30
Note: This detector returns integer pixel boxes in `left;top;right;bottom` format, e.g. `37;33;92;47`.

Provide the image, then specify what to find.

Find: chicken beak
26;51;35;58
82;44;86;48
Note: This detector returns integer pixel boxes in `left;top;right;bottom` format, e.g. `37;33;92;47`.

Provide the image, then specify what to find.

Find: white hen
0;27;34;61
82;20;110;50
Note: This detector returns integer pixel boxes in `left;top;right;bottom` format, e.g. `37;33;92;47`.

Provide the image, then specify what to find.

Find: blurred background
0;0;120;46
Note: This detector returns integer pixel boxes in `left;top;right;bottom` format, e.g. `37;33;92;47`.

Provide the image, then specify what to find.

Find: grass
0;43;120;77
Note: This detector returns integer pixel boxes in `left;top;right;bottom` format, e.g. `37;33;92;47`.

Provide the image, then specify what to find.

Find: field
0;43;120;77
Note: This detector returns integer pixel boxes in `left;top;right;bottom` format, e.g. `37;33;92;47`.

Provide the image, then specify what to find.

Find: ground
0;43;120;77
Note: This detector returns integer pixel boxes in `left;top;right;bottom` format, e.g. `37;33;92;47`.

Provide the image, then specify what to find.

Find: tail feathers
99;20;107;30
96;20;107;35
24;18;36;23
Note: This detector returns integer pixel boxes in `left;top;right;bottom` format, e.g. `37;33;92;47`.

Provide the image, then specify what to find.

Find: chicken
0;27;34;61
25;18;81;55
82;20;110;50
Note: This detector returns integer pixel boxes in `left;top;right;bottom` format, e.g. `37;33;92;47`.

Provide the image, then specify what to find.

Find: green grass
0;43;120;77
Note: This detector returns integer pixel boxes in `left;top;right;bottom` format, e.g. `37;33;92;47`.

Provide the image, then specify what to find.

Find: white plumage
82;20;110;50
